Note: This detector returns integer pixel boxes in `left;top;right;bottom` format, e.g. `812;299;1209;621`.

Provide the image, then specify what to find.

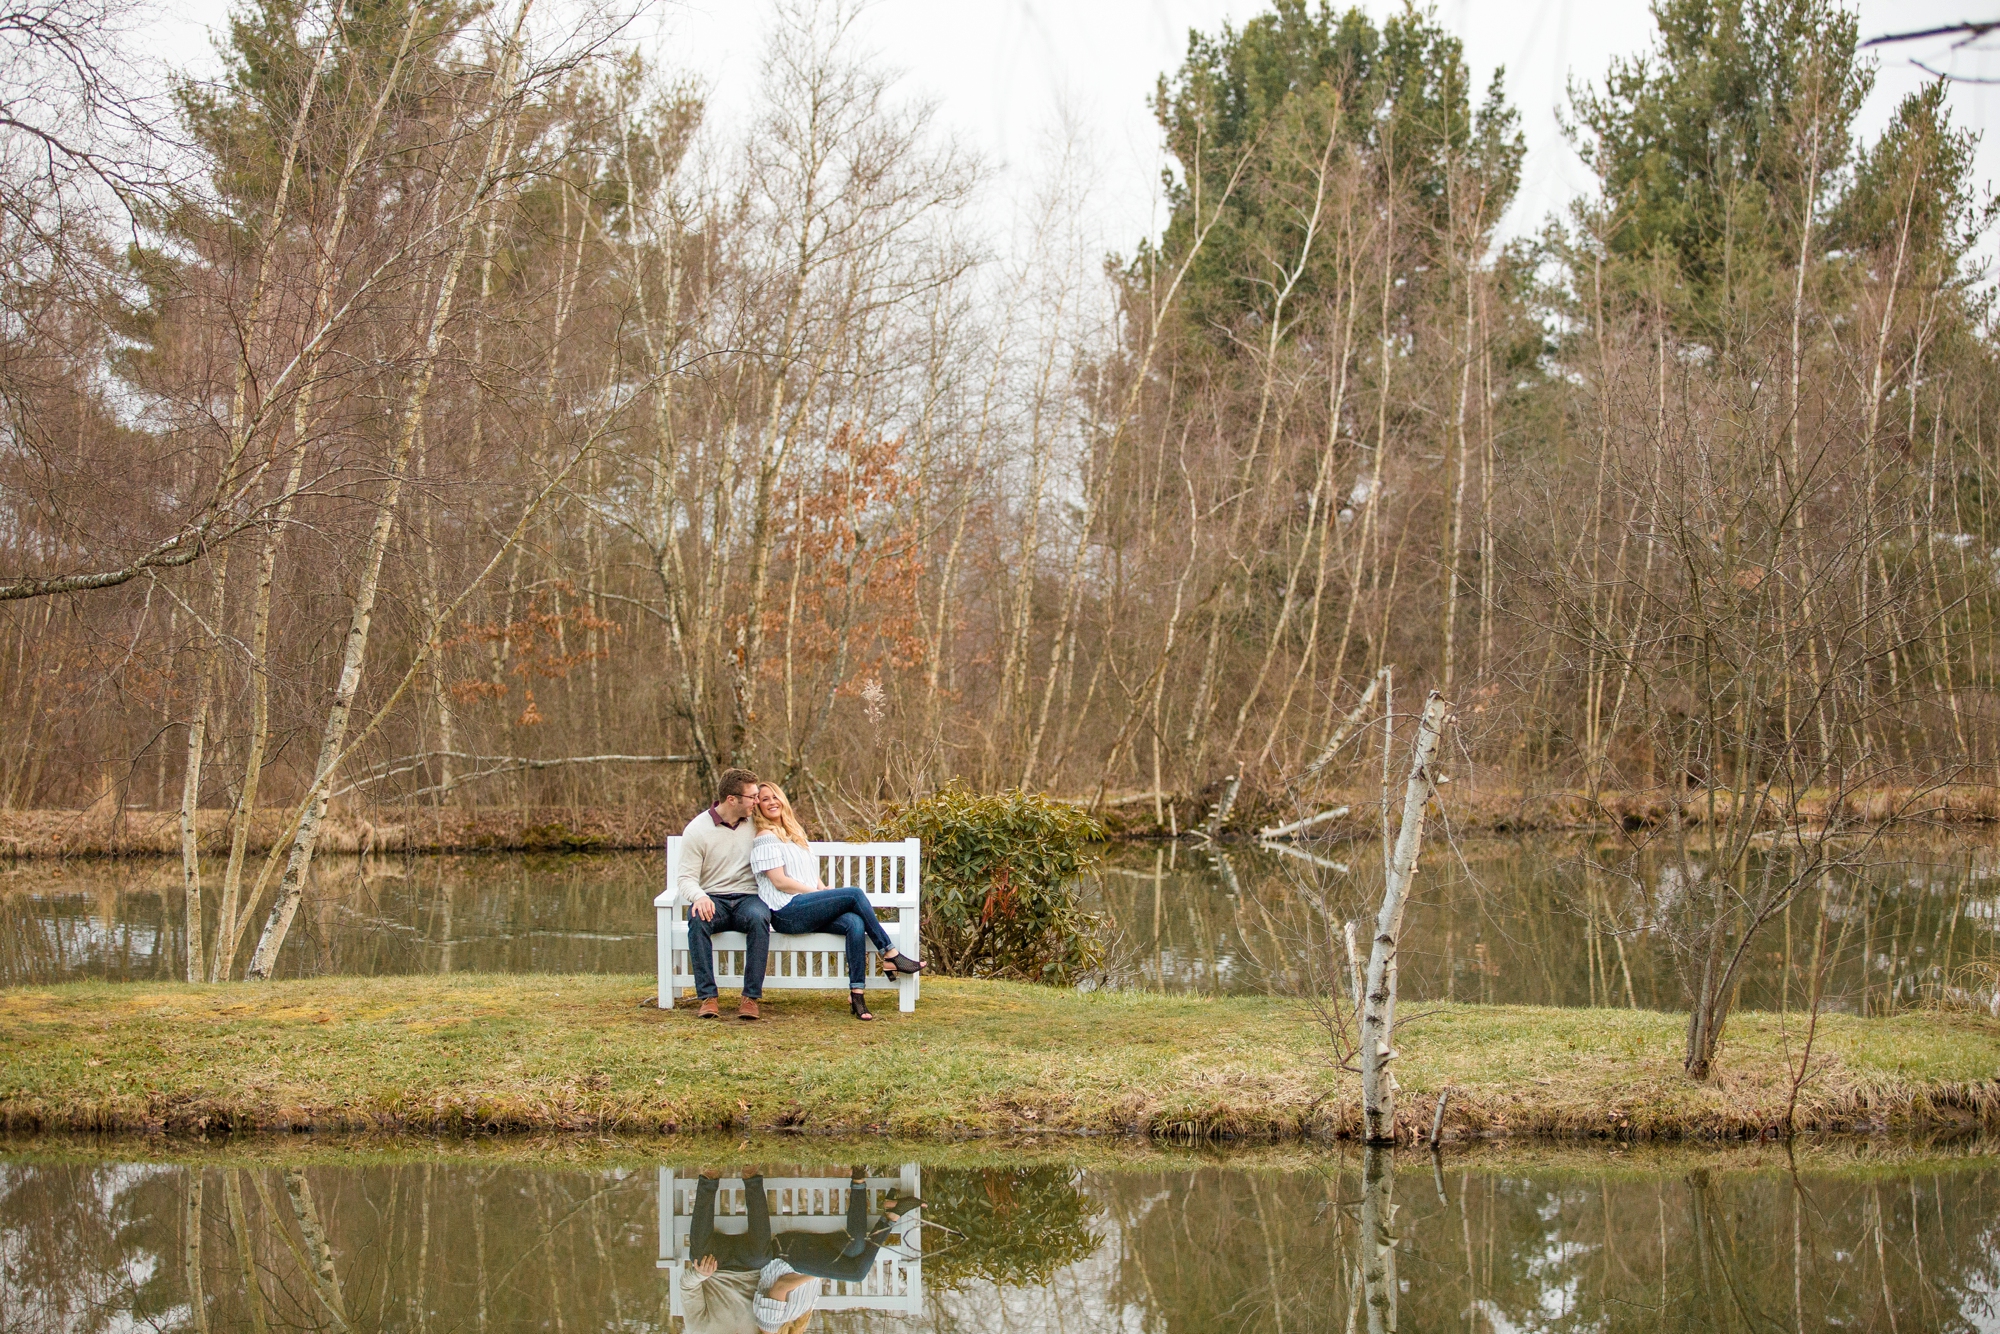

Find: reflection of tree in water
1399;1162;2000;1332
1092;1159;2000;1334
0;1162;187;1330
0;877;184;985
1097;1163;1357;1333
919;1166;1102;1290
1359;1147;1396;1333
0;851;667;985
12;837;2000;1004
0;1159;1106;1331
0;1160;661;1332
1088;837;2000;1014
5;1154;2000;1330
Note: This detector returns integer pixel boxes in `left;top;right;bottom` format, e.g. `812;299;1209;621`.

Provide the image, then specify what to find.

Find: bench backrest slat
656;837;919;908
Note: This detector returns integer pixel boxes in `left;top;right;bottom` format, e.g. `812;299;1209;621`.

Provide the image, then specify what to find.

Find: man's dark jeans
691;1174;772;1272
688;893;771;1000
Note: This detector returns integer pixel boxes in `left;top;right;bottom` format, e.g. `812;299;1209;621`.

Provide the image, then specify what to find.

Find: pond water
1091;834;2000;1014
6;835;2000;1015
4;1143;1997;1332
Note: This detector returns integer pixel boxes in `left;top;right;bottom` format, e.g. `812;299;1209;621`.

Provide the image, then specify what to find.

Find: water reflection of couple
679;1169;921;1334
676;770;924;1022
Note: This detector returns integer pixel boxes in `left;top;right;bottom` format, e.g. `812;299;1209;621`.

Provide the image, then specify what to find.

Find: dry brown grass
2;975;1996;1142
0;806;681;858
2;777;1994;858
1169;782;2000;840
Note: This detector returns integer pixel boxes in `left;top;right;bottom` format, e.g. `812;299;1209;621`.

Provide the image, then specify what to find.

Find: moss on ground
2;974;1996;1141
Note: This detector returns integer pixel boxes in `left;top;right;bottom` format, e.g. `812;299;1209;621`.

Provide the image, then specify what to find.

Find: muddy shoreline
4;783;1995;859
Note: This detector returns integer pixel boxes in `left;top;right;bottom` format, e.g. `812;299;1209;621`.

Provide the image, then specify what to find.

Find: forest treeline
2;0;1996;948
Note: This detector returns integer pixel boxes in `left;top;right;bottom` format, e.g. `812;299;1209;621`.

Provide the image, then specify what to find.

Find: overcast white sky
140;0;2000;257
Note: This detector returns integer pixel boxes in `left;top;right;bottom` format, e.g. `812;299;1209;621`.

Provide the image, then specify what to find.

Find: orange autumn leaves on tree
751;425;927;710
447;590;619;727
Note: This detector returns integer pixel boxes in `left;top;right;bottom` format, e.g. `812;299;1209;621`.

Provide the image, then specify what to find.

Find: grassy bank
0;805;675;858
3;975;1997;1142
7;1128;1995;1177
6;782;1997;857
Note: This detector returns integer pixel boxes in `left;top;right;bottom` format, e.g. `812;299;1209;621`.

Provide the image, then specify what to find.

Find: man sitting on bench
676;768;769;1020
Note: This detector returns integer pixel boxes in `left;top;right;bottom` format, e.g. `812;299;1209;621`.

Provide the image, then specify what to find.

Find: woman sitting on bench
750;1190;920;1334
750;783;923;1021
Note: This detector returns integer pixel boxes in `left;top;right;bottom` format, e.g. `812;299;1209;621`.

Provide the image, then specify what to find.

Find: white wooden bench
655;837;922;1012
657;1168;924;1317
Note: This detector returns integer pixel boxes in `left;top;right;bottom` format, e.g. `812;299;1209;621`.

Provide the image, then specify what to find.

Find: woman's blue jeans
770;887;894;989
775;1176;882;1282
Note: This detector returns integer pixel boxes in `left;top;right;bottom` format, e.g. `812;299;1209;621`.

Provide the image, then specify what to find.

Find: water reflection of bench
657;1169;924;1317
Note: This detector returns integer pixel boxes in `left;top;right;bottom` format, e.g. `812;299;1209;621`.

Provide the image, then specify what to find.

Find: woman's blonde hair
751;781;812;850
779;1317;812;1334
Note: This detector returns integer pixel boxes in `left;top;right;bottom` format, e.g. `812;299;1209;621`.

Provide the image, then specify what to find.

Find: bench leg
657;906;673;1009
897;897;920;1013
658;1167;674;1263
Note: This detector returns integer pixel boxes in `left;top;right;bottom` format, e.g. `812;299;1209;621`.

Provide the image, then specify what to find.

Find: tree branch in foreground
332;751;695;800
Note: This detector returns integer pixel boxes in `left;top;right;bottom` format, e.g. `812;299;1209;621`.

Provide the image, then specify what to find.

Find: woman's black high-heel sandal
849;991;874;1021
871;1193;924;1237
881;950;925;975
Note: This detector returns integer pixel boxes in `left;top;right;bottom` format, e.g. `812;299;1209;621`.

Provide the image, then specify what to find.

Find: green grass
2;974;1996;1141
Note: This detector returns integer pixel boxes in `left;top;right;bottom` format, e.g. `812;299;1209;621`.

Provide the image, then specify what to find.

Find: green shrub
919;1166;1102;1290
873;783;1105;983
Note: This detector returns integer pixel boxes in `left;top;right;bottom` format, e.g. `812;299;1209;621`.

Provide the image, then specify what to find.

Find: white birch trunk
182;1165;210;1334
212;4;423;978
1360;690;1450;1144
243;464;408;979
1300;664;1390;784
1360;1143;1398;1334
1020;156;1252;787
617;152;717;780
177;27;340;982
178;549;228;982
415;428;458;797
212;460;294;979
245;1;534;980
284;1169;350;1329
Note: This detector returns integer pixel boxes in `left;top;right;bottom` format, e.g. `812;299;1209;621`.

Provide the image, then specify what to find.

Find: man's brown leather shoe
736;998;761;1021
696;998;720;1019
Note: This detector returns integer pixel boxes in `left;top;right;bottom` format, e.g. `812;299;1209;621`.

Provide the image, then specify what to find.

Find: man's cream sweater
679;1266;757;1334
674;806;758;904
